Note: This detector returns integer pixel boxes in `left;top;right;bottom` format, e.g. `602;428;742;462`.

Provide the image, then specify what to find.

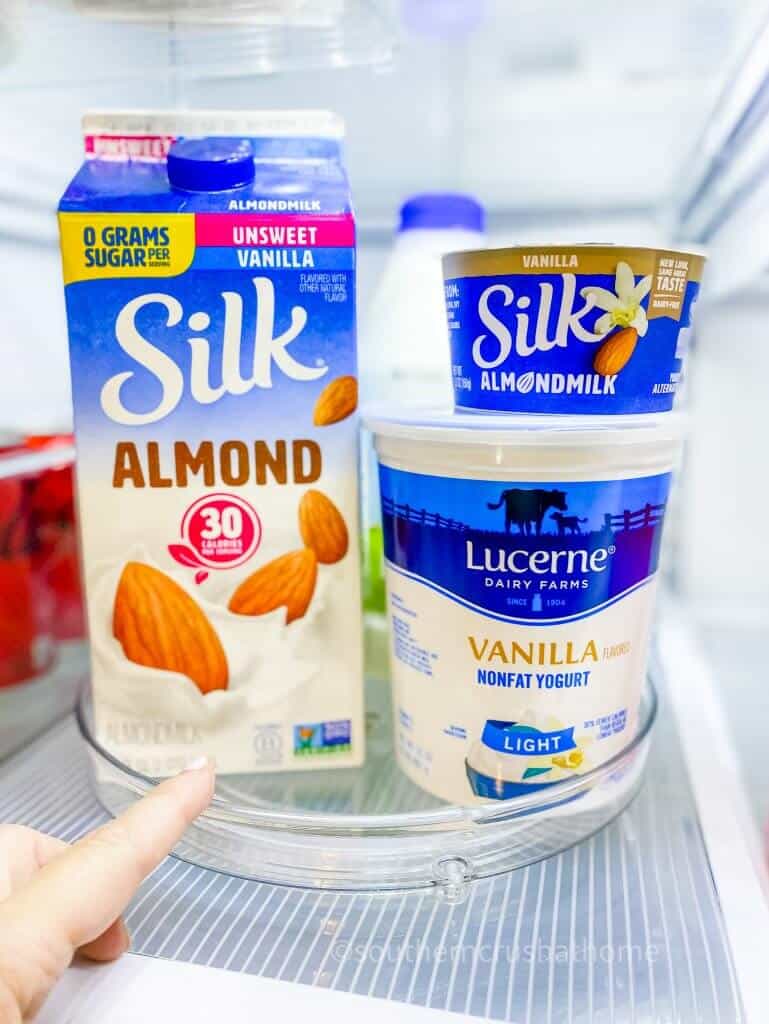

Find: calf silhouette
487;488;567;536
550;512;588;536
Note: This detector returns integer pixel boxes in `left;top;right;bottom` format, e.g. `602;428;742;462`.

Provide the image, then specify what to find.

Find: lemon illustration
552;749;583;771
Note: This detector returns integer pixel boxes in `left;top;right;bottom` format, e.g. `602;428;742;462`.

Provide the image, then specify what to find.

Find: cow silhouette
487;488;568;536
550;512;588;536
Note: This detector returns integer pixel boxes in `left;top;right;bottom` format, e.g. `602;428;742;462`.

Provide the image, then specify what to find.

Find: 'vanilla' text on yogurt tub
443;245;705;416
368;409;681;804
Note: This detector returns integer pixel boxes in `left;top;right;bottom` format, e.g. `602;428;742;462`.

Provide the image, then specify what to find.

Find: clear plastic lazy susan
77;676;656;896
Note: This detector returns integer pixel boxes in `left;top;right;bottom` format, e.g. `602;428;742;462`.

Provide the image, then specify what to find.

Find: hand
0;757;215;1022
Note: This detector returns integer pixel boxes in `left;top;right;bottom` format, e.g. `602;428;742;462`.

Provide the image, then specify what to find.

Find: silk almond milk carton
59;111;363;775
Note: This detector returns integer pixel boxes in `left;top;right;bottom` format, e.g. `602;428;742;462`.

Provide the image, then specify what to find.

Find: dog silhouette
550;512;588;536
487;488;567;536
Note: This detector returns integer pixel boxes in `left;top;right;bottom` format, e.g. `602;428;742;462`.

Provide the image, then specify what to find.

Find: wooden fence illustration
381;497;468;532
602;502;665;532
383;496;666;536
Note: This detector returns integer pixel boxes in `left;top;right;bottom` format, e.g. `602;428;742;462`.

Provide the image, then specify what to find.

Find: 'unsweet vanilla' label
378;463;671;803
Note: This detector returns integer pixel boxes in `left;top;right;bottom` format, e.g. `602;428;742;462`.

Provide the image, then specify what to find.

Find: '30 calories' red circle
181;493;261;569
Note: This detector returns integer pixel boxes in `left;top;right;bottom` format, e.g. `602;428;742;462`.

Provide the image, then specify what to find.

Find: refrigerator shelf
0;653;748;1022
76;682;656;895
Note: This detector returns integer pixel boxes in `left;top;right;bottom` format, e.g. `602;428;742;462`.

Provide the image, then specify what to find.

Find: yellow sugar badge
59;212;195;284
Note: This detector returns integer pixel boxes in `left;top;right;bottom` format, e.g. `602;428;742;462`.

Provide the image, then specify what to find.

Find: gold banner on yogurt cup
442;244;706;416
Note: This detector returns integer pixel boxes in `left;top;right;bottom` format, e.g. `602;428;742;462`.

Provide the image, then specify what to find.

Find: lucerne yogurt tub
367;408;682;806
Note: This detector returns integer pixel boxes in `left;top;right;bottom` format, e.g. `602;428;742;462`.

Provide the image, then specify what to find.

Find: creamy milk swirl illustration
443;245;705;416
369;410;680;805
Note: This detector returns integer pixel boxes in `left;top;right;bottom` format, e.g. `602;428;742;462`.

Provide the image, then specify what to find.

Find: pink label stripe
84;134;176;161
195;214;355;248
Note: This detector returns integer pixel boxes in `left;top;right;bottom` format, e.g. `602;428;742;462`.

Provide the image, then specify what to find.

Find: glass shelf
71;0;395;76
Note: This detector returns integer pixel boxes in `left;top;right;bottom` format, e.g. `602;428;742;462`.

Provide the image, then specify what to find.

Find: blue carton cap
399;192;484;233
167;137;255;192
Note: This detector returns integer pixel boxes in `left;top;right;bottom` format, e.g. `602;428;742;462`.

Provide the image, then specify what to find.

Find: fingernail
183;755;210;772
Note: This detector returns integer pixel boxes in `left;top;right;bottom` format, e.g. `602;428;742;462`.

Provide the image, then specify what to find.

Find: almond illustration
228;548;317;624
313;375;358;426
593;326;638;376
298;489;349;564
113;562;228;695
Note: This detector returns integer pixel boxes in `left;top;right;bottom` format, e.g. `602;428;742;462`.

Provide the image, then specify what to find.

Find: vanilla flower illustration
581;261;652;337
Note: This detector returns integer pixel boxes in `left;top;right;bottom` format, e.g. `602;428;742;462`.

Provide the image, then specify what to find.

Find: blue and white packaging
368;408;681;804
443;245;705;416
59;111;363;776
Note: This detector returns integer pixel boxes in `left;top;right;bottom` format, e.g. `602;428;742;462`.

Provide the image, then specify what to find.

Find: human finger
0;758;214;1020
0;826;68;901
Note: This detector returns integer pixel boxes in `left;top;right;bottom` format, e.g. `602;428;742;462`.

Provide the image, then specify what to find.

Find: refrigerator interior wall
683;287;769;613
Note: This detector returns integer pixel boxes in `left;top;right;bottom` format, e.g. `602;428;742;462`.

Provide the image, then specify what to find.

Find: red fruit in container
0;555;38;687
23;435;85;641
0;479;22;532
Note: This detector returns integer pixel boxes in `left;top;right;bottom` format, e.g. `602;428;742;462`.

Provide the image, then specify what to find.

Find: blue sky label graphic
379;466;672;622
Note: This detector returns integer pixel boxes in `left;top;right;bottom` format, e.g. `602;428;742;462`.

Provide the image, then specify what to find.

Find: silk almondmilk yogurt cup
367;408;681;805
443;245;705;415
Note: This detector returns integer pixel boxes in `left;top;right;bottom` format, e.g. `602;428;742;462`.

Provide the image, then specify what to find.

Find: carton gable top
59;109;351;216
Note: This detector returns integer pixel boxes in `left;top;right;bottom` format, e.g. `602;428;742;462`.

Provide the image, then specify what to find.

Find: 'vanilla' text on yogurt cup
367;408;681;805
443;245;706;416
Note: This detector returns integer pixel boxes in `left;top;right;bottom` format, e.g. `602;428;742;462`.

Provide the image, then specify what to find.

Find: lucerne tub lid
363;406;685;448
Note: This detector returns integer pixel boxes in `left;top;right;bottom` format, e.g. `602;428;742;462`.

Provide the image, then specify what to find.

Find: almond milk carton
59;111;363;775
